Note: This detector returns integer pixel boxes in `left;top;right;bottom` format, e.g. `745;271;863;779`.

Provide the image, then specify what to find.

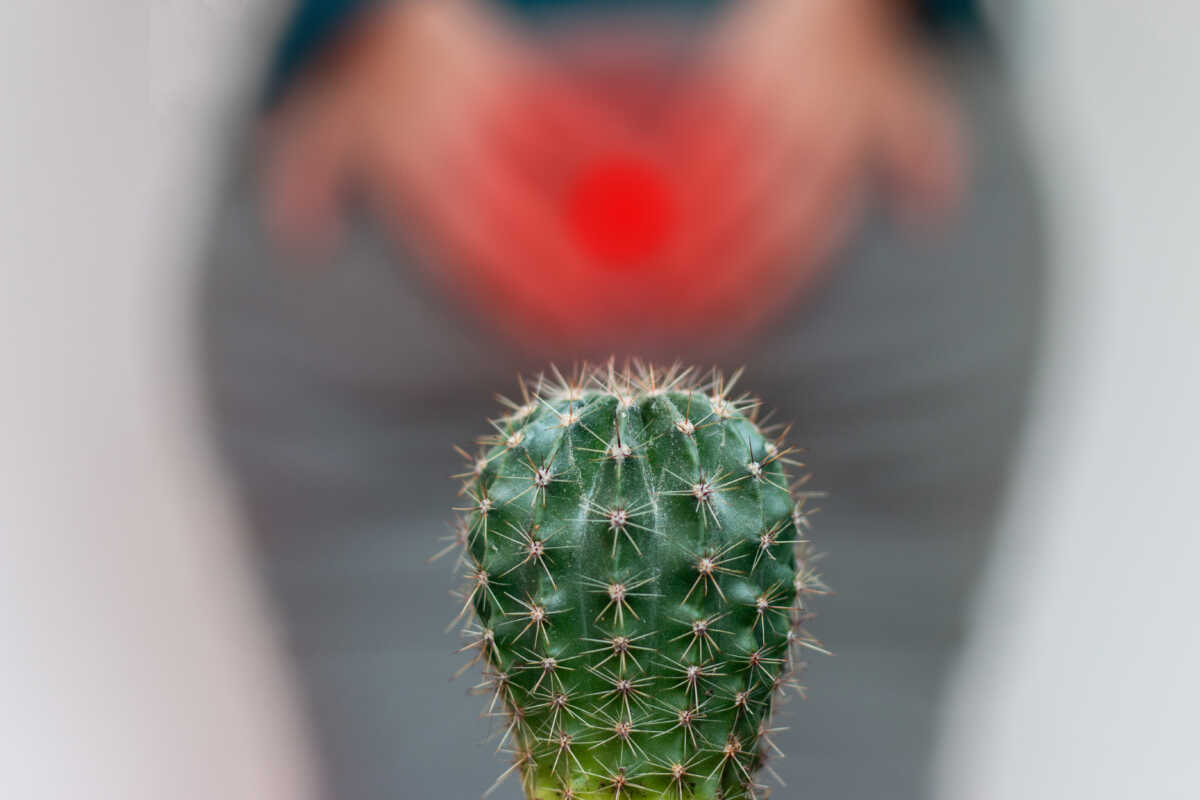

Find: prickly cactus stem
439;363;826;800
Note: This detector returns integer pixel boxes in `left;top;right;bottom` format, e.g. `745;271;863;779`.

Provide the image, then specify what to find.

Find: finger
873;64;966;226
259;83;355;257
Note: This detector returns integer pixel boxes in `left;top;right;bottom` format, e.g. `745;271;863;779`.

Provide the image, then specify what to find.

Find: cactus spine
444;363;825;799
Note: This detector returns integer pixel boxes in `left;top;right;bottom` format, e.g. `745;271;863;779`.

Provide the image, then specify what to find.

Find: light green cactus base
442;364;825;800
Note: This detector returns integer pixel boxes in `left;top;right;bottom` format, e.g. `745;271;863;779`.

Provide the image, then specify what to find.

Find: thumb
259;86;356;259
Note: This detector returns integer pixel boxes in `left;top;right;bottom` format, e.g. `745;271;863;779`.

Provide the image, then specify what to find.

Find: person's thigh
200;39;1042;800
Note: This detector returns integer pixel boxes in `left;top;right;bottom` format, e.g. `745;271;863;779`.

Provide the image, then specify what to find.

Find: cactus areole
444;363;826;800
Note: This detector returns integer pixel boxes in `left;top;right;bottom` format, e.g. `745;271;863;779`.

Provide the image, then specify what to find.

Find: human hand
260;0;640;335
661;0;966;332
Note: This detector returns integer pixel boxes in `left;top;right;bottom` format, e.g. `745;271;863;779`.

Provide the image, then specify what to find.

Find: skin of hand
260;0;641;335
661;0;966;333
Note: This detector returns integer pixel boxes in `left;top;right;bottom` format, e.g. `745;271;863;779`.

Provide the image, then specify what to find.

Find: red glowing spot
568;157;674;269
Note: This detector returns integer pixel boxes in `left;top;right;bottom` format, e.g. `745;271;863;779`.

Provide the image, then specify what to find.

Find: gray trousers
200;39;1043;800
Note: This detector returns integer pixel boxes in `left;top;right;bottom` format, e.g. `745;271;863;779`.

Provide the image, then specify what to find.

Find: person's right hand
261;0;637;335
659;0;965;335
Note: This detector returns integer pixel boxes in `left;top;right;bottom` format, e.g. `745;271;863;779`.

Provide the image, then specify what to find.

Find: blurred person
201;0;1043;797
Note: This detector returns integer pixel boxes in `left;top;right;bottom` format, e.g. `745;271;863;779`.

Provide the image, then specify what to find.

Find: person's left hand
659;0;966;334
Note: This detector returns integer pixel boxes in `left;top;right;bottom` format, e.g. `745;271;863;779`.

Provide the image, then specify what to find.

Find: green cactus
442;363;826;800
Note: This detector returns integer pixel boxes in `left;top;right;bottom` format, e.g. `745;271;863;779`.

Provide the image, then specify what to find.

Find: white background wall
1;3;318;799
0;2;1196;798
936;2;1200;797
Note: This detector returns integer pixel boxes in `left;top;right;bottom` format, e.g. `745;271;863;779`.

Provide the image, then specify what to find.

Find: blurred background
2;1;1198;799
